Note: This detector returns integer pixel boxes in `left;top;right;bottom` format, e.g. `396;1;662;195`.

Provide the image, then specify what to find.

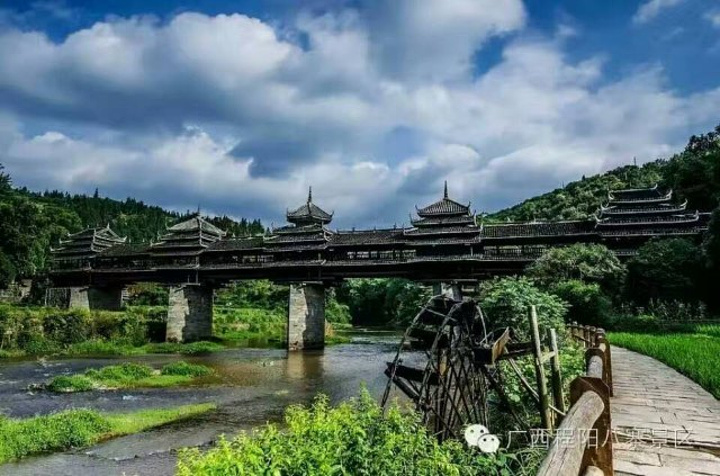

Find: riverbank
0;403;215;464
0;303;353;360
0;333;401;475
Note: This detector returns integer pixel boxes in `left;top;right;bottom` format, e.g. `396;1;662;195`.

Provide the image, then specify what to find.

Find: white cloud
633;0;685;24
705;9;720;28
0;3;719;226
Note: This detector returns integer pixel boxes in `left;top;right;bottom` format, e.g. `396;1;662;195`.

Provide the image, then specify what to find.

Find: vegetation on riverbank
609;326;720;398
177;390;543;476
0;403;215;464
46;361;213;393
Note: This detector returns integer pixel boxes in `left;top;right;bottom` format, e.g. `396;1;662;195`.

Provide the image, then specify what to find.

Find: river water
0;329;403;476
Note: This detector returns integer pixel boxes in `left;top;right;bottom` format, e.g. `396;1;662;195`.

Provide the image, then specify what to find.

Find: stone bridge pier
166;284;213;343
287;282;325;351
49;286;124;311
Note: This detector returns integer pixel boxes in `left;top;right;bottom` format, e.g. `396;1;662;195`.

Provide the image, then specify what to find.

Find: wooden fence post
595;329;613;397
529;305;552;430
549;328;566;419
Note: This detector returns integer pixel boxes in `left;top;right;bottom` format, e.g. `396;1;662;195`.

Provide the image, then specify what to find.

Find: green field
609;324;720;398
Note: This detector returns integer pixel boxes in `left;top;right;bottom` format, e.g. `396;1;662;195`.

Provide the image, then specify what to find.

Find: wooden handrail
536;392;604;475
536;323;614;476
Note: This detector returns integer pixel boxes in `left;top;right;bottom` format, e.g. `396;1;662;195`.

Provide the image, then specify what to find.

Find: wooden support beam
549;328;566;419
529;305;552;431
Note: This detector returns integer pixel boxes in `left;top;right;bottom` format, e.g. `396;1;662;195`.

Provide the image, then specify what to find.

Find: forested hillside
489;125;720;222
0;166;263;285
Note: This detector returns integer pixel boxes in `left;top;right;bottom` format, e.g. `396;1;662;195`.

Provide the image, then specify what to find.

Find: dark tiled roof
206;237;264;251
329;229;404;246
287;202;333;221
599;226;708;237
411;215;476;227
53;226;126;260
595;213;700;226
416;198;470;217
608;185;664;200
272;224;328;235
405;226;479;236
98;243;151;257
482;221;595;238
167;216;226;237
599;201;687;216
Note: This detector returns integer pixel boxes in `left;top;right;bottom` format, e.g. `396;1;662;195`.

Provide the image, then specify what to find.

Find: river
0;329;403;476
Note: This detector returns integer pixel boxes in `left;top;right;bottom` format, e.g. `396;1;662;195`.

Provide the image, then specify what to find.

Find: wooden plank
491;327;511;363
385;362;439;386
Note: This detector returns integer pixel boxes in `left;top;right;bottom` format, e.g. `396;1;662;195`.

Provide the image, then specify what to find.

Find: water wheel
381;295;525;442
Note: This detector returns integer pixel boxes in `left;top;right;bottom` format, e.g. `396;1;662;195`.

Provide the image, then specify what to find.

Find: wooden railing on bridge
536;323;614;476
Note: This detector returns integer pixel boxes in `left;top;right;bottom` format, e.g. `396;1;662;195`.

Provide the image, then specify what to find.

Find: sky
0;0;719;228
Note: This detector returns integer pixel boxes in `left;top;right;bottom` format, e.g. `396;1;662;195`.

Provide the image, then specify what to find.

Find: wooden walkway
611;346;720;476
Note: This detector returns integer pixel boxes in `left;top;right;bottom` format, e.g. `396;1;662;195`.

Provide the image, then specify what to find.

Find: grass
0;403;215;464
46;361;214;393
609;324;720;398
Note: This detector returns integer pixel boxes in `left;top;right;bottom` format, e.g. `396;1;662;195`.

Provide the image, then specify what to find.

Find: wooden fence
536;323;614;476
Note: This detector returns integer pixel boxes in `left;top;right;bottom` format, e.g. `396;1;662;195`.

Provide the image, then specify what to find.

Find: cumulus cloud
0;2;719;227
633;0;685;24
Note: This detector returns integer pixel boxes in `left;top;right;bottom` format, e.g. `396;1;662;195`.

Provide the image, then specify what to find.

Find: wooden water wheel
381;294;527;441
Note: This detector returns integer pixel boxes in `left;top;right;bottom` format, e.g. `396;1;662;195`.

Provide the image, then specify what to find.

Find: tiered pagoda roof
150;215;226;257
52;226;126;266
267;188;333;252
286;187;333;226
595;185;708;237
405;182;479;241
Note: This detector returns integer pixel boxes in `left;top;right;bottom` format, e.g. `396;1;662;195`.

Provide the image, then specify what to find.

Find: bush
480;277;567;341
177;390;535;476
84;363;153;383
627;238;705;305
161;361;212;377
528;244;626;297
47;375;95;393
550;280;614;328
42;309;90;345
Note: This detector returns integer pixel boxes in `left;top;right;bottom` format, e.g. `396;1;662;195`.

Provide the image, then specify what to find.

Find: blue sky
0;0;718;227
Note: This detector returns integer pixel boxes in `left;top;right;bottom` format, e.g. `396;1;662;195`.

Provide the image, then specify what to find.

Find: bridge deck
611;346;720;476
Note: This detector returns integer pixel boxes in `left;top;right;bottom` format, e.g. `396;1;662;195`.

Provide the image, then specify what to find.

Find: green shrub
177;390;537;476
42;309;90;345
84;362;153;383
480;277;567;341
528;244;626;297
47;375;95;393
161;361;212;377
550;280;614;328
